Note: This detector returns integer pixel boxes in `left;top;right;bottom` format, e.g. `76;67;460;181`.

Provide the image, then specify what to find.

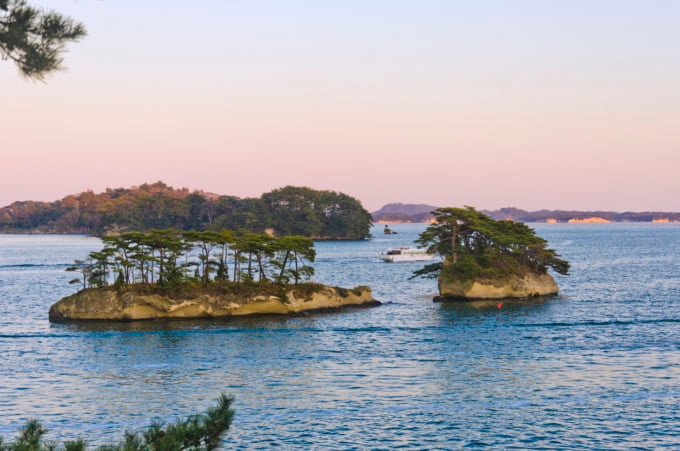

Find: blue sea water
0;224;679;449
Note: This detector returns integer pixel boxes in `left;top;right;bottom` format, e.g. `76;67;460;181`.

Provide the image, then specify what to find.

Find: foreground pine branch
0;394;234;451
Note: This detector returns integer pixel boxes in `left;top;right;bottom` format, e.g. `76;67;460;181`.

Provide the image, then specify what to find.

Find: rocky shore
436;271;558;301
49;285;379;322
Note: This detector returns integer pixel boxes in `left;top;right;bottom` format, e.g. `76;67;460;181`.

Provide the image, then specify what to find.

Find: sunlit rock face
49;286;378;322
437;272;558;301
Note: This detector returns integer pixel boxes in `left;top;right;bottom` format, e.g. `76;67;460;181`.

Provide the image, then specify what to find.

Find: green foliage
0;0;86;80
65;259;90;290
444;254;482;282
413;206;570;282
262;186;372;239
10;419;46;450
63;439;86;451
409;262;442;280
69;229;317;292
270;235;316;285
232;232;273;283
0;183;372;240
0;395;234;451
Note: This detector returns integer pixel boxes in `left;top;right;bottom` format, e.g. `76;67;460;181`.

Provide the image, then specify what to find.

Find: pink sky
2;1;679;212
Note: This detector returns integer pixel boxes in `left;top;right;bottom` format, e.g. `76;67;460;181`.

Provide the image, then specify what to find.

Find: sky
2;1;679;212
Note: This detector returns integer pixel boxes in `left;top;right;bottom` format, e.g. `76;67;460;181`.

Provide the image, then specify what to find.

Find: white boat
379;247;435;262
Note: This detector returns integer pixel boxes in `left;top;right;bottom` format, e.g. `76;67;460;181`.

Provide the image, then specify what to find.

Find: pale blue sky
2;1;679;211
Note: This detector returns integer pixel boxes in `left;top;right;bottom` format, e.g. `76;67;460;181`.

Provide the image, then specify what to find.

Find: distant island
412;207;570;300
0;182;373;240
4;185;678;240
373;203;680;223
372;203;438;223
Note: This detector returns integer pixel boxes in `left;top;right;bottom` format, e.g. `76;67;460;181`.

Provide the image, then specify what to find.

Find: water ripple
1;225;680;448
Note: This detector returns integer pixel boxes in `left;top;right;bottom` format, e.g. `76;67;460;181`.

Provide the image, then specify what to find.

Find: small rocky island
413;207;570;300
49;284;377;322
49;229;378;322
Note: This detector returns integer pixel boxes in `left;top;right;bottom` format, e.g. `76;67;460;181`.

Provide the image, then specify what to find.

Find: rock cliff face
437;272;558;300
49;285;378;322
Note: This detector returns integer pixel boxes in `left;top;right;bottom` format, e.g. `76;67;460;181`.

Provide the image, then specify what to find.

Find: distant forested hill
483;207;680;223
0;182;373;239
372;203;680;223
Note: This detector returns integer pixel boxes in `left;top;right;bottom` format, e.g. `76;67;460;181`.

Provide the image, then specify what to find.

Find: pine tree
0;395;234;451
0;0;86;80
413;206;570;281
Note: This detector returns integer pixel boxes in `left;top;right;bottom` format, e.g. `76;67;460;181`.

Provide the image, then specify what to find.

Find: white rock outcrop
437;272;558;300
49;285;378;322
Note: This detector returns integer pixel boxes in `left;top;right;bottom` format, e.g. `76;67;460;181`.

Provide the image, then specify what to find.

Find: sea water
0;224;679;449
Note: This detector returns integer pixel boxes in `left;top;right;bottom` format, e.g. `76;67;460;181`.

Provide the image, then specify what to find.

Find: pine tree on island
413;206;570;300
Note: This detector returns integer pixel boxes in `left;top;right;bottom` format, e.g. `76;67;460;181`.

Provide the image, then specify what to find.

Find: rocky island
49;228;379;322
49;283;378;322
412;207;570;300
436;263;559;299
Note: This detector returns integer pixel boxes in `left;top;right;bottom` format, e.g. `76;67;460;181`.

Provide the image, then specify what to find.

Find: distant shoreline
2;219;680;237
374;219;680;224
372;204;680;224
